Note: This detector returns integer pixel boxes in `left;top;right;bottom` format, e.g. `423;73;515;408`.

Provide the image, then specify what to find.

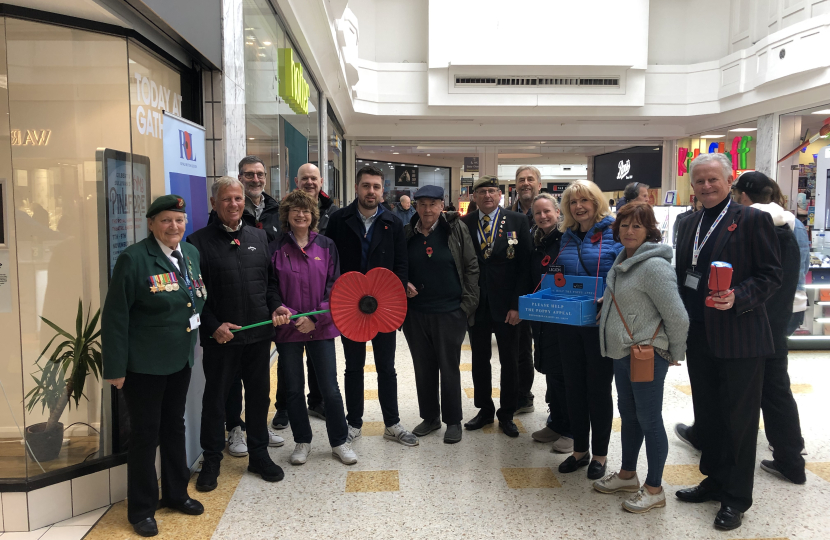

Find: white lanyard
692;199;730;267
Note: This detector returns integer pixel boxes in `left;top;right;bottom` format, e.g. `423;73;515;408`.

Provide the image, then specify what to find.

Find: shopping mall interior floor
14;333;830;540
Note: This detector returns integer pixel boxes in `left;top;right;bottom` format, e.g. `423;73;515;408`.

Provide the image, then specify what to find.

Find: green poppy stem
209;309;331;338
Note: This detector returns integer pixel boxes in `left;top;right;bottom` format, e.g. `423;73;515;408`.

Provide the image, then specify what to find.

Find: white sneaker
227;426;248;457
622;486;666;514
383;423;419;447
289;443;311;465
332;443;358;465
593;471;641;494
550;436;574;454
346;425;362;443
268;426;285;447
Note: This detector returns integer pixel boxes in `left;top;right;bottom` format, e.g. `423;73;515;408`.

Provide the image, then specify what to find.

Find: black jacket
529;226;563;374
324;199;408;288
245;193;281;242
318;191;339;235
186;219;282;348
767;225;799;353
461;207;533;321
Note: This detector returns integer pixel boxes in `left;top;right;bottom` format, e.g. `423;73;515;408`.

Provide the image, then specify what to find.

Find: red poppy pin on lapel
591;232;602;243
728;223;737;232
541;255;551;266
426;247;433;258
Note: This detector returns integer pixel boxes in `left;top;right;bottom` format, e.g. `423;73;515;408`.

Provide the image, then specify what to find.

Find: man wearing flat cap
402;185;480;444
460;176;533;437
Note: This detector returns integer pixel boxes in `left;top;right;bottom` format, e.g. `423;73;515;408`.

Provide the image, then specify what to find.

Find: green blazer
102;236;206;378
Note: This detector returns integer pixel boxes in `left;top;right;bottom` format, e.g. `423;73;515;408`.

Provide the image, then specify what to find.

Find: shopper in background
616;182;650;211
731;171;805;484
461;176;533;437
271;190;356;466
555;180;623;480
403;185;479;444
557;180;623;480
674;154;781;531
324;165;418;446
528;193;573;454
511;165;542;414
594;202;689;513
392;194;417;224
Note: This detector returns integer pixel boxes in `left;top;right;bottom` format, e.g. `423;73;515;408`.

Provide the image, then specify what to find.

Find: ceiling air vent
454;77;619;88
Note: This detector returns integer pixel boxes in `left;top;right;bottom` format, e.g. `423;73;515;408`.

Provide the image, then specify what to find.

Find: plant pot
25;422;64;462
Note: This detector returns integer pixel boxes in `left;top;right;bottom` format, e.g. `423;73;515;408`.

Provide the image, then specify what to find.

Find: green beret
472;175;500;191
146;194;186;218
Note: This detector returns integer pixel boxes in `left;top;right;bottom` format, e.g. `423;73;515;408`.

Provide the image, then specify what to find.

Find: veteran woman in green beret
102;195;207;538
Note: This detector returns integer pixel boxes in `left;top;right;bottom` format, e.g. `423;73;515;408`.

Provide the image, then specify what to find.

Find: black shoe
444;424;462;444
133;517;158;537
248;456;285;482
271;410;289;430
714;505;743;530
308;403;326;420
587;460;607;480
675;484;720;503
674;423;700;451
558;453;590;473
464;412;494;431
760;459;807;485
195;459;220;492
412;417;441;437
160;498;204;515
499;419;519;438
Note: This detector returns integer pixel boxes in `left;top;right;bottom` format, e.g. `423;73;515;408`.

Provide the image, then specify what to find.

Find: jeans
614;353;670;488
342;331;400;428
277;339;348;447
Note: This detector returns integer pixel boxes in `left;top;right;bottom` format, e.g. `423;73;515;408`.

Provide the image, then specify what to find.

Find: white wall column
777;114;803;211
220;0;247;176
477;146;498;177
756;113;777;180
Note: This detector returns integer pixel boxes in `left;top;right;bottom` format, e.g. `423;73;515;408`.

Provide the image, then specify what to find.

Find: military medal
148;276;158;294
506;231;517;259
162;274;173;292
199;274;207;298
171;273;180;291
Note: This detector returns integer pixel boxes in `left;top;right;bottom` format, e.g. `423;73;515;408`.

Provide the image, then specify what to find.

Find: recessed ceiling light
391;146;395;148
700;134;725;138
653;147;660;150
729;127;757;132
358;160;363;163
393;152;400;154
414;165;418;167
263;41;271;45
249;137;255;140
258;54;265;57
426;154;430;156
373;161;377;163
811;109;830;114
387;162;392;165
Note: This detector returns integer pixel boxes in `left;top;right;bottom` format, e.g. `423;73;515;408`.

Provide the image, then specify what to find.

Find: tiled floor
81;334;830;539
0;507;107;539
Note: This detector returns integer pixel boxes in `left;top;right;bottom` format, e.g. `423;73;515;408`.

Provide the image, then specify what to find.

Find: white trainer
227;426;248;457
289;443;311;465
346;425;362;443
593;471;641;494
332;443;358;465
268;426;285;447
383;423;419;447
622;486;666;514
550;436;574;454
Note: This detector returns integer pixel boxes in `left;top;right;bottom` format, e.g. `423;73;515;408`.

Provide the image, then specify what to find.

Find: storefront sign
593;149;662;192
464;157;479;172
278;49;310;115
134;73;183;140
395;166;418;187
461;177;474;186
163;112;208;239
11;129;51;146
677;136;753;177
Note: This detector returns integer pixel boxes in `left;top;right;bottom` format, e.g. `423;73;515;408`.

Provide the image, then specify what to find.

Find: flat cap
733;171;774;195
146;194;186;218
472;175;500;191
413;185;444;200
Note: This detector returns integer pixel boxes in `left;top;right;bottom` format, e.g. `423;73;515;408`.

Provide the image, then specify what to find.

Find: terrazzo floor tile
364;364;377;372
662;464;707;486
612;417;622;432
361;421;386;436
364;389;379;399
805;462;830;482
501;467;562;489
345;470;400;492
674;384;693;396
460;362;472;371
482;418;527;434
464;387;500;398
791;383;813;393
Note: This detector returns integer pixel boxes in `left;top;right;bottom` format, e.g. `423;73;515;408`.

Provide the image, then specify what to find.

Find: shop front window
355;160;452;207
327;111;344;205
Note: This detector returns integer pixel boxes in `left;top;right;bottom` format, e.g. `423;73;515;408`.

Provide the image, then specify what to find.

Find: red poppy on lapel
728;223;737;232
541;255;551;266
591;232;602;243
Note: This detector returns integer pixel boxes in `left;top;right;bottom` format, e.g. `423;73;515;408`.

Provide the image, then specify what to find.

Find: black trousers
686;322;765;513
225;374;245;431
762;353;805;480
517;320;535;405
468;298;519;421
558;325;613;455
201;340;271;463
122;365;191;524
274;349;324;411
402;308;467;425
545;365;571;436
342;331;400;428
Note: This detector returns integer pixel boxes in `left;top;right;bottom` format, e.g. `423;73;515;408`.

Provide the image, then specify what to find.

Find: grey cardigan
599;242;689;362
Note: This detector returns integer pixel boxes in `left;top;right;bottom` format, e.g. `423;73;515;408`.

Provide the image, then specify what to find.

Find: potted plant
24;300;102;462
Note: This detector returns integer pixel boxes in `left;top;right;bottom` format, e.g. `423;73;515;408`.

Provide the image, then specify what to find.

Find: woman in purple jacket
270;190;356;466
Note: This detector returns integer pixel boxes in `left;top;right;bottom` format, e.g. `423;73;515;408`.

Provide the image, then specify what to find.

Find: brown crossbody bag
609;291;662;383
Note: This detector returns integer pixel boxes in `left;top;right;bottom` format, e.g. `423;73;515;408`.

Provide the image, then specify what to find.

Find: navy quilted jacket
557;215;623;280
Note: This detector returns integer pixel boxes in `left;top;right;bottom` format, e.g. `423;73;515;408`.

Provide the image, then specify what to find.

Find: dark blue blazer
675;201;782;359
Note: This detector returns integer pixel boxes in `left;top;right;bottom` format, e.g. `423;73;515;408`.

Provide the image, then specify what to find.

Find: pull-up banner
163;112;208;240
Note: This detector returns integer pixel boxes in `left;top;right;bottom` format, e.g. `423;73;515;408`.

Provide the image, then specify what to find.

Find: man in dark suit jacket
324;165;418;447
461;176;533;437
674;154;782;532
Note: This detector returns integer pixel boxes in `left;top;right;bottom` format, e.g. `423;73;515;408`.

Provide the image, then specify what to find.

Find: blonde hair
559;180;611;232
531;192;559;212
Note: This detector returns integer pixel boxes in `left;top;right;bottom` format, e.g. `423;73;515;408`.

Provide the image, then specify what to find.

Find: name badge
189;314;201;330
684;269;702;291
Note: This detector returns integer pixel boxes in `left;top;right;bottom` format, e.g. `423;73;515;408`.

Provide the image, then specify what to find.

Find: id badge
189;313;201;330
684;269;702;291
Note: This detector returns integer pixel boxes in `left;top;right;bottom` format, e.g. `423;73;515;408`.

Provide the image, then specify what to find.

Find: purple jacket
270;231;340;342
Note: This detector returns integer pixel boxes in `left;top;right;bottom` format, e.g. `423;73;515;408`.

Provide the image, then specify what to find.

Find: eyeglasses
289;208;311;215
476;188;500;196
242;171;267;179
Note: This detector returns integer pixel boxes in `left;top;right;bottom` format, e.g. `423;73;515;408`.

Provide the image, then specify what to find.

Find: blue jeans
613;352;669;488
276;339;348;447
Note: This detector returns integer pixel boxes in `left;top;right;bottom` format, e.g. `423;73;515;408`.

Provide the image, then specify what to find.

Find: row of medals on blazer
483;217;518;260
148;269;208;298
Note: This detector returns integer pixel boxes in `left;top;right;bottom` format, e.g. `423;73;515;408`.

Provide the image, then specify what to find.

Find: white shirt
358;205;381;234
155;237;184;269
477;207;500;243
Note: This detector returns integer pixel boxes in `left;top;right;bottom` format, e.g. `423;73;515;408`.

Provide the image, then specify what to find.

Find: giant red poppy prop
330;268;407;342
